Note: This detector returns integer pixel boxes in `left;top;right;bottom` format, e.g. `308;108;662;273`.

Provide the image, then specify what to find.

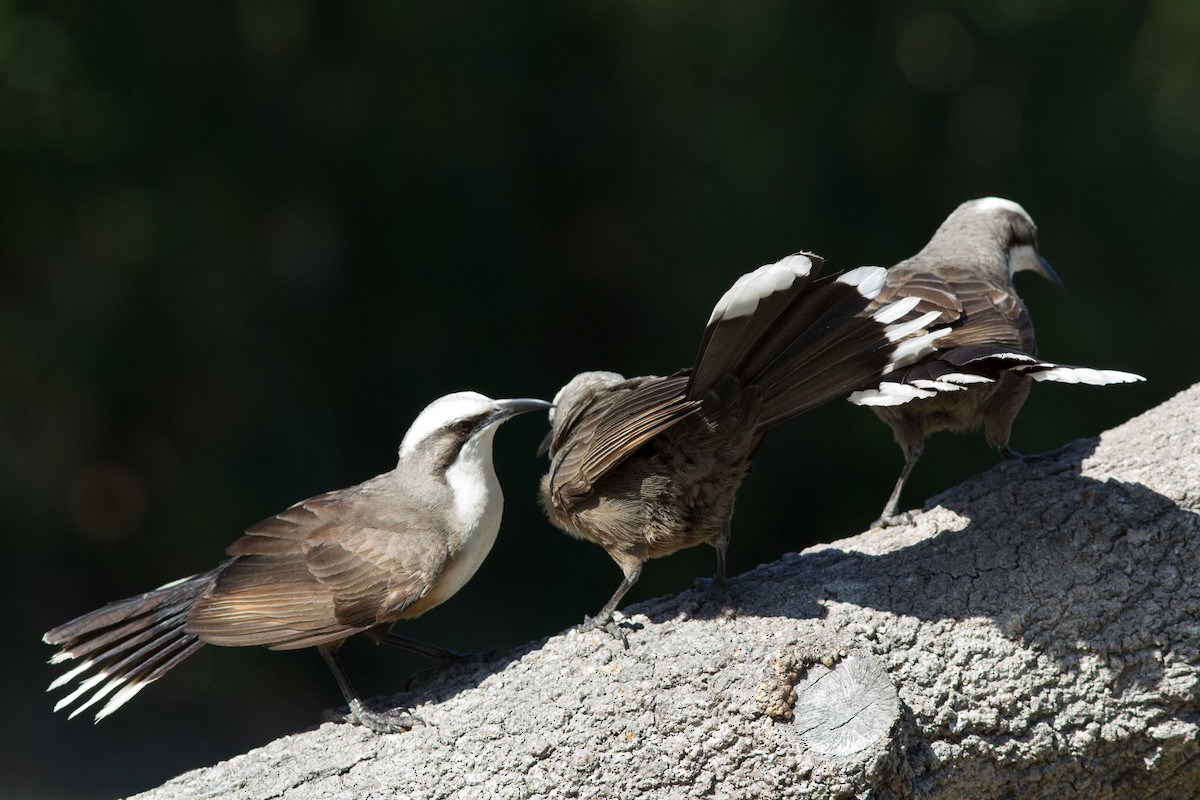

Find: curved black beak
1011;244;1064;289
487;398;553;426
1034;251;1064;289
535;429;554;458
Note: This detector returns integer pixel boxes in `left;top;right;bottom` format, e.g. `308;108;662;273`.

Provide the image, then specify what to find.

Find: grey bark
131;385;1200;800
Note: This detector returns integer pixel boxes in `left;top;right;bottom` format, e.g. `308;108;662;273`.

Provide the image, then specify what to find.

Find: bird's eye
454;420;473;436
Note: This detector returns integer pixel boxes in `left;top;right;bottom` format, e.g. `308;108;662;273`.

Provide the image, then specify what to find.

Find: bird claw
322;700;425;734
438;648;492;667
1002;447;1055;464
694;573;734;614
403;648;497;690
873;510;914;528
578;615;642;649
346;700;425;734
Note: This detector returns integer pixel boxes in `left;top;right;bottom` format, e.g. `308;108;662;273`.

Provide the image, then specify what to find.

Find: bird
43;392;551;732
538;252;954;630
848;197;1145;526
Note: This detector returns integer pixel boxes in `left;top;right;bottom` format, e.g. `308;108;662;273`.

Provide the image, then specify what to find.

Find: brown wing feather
873;271;962;323
875;268;1033;353
187;555;348;648
548;375;700;511
226;488;355;555
188;485;448;650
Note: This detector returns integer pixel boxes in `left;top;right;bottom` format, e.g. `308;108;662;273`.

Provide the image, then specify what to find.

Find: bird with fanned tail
538;252;954;633
848;197;1144;526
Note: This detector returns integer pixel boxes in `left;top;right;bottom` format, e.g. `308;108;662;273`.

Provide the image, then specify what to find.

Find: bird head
400;392;551;469
536;371;626;458
950;197;1064;288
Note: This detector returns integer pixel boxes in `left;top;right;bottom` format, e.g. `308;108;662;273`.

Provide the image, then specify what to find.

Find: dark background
2;2;1191;798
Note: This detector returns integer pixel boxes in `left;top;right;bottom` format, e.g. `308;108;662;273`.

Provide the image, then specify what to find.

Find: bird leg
368;627;501;692
319;643;422;734
368;628;482;665
714;528;729;584
700;530;734;611
1001;445;1056;464
874;442;924;528
580;562;644;646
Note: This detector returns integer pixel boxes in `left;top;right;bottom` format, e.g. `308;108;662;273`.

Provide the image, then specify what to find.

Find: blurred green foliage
1;2;1191;797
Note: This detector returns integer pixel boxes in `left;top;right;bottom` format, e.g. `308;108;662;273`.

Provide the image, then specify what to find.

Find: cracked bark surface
131;385;1200;799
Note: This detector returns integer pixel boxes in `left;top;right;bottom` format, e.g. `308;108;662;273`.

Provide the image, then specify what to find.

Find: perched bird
43;392;550;732
849;197;1144;525
539;252;951;628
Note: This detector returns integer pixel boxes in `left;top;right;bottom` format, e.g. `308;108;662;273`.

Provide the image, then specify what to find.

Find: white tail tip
708;254;813;324
848;382;937;407
836;266;887;299
1031;367;1146;385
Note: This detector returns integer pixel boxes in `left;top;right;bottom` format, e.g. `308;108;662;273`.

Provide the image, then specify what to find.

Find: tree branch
132;384;1200;799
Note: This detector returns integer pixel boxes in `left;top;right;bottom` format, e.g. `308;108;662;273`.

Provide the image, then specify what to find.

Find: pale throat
443;427;504;561
1008;244;1040;279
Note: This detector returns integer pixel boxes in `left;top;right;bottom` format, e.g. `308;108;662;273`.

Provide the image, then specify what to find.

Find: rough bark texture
132;385;1200;800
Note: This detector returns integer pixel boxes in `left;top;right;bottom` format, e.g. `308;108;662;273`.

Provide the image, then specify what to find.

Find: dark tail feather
43;570;217;721
690;256;949;430
689;252;826;398
749;276;938;426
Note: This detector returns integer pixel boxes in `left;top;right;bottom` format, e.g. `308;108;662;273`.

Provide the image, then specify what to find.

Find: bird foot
578;614;642;649
325;699;425;734
872;510;914;529
403;647;501;690
1002;447;1055;464
436;647;496;667
693;574;735;617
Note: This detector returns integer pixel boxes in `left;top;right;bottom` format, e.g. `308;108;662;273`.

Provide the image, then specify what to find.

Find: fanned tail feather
689;254;954;430
1025;366;1144;385
848;345;1145;407
43;570;217;721
750;299;948;427
690;252;824;398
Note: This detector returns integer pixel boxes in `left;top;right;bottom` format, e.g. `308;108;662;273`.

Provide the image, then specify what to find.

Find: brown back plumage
543;374;699;512
186;483;450;650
